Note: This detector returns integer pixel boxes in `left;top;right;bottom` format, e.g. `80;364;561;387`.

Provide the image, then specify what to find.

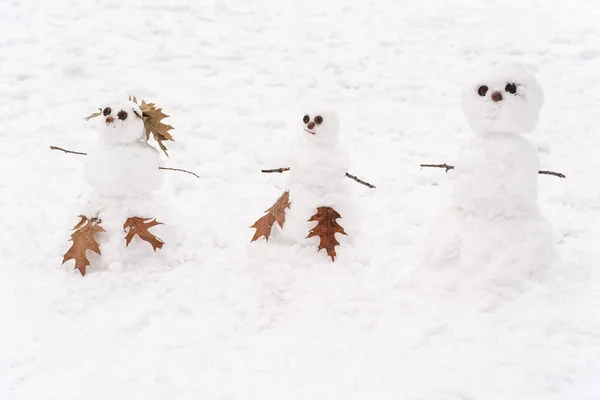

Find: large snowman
423;66;556;284
61;97;172;275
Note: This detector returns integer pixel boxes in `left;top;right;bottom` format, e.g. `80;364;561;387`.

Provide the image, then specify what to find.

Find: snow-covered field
1;0;600;398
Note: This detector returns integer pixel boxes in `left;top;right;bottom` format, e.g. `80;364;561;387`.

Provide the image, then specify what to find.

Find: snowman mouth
304;129;316;135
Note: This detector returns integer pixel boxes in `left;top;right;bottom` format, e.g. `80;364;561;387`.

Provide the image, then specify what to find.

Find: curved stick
158;167;199;179
538;170;566;179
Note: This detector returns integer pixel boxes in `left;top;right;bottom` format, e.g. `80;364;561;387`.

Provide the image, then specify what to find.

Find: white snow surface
1;1;600;399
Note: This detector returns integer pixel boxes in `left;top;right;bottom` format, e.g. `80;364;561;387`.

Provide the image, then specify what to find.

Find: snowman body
84;99;163;200
423;66;555;281
85;141;163;199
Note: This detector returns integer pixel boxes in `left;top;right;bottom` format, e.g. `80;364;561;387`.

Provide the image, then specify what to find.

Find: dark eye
505;83;517;94
477;85;488;97
102;107;111;116
117;110;128;120
314;116;323;125
303;115;310;124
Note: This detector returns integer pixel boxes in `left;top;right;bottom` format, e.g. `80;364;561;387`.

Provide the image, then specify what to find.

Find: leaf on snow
123;217;165;251
62;216;105;276
251;191;291;242
128;96;174;156
84;108;103;121
307;207;347;262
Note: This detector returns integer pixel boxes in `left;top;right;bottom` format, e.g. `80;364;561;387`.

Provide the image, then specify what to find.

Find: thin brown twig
159;167;200;179
538;170;566;179
345;172;376;189
261;167;291;173
261;167;376;189
50;145;199;178
420;163;454;172
49;145;87;155
421;163;566;179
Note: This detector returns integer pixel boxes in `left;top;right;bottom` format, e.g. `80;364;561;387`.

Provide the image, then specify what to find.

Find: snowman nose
307;121;315;129
106;116;114;123
491;91;503;102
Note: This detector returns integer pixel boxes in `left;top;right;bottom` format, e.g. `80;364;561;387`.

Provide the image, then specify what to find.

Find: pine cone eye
314;115;323;125
303;115;310;124
477;85;488;97
117;110;128;120
505;83;517;94
102;107;112;116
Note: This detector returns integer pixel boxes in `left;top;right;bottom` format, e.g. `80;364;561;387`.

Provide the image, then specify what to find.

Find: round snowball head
300;109;341;143
99;99;145;144
462;65;544;135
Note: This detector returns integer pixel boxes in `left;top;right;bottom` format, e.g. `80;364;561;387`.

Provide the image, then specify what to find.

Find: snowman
59;96;174;275
251;108;374;261
84;98;164;200
423;66;556;284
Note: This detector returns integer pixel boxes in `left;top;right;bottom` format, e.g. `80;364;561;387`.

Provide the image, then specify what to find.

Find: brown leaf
133;99;174;156
307;207;347;261
251;191;290;242
123;217;164;251
127;96;174;155
84;108;103;121
62;216;105;276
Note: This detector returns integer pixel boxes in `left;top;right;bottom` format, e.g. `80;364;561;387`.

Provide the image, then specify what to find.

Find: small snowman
251;109;374;261
423;66;557;284
58;96;175;275
84;98;165;200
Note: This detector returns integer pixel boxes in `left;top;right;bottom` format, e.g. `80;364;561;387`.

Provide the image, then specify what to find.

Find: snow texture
1;1;600;399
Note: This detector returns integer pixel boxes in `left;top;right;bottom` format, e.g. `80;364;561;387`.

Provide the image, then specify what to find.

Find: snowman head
462;65;544;135
300;109;341;144
99;99;145;144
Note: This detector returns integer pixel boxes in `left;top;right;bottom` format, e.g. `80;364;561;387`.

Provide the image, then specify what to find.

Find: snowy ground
1;0;600;399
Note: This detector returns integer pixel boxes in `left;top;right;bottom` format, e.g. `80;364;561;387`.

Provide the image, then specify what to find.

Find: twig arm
159;167;200;179
49;145;88;156
538;170;566;179
345;172;376;189
261;167;290;173
420;163;455;172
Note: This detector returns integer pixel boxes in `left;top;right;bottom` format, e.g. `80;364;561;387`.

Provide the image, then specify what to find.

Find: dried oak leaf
123;217;164;251
128;96;174;156
62;216;105;276
307;207;347;262
251;191;291;242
